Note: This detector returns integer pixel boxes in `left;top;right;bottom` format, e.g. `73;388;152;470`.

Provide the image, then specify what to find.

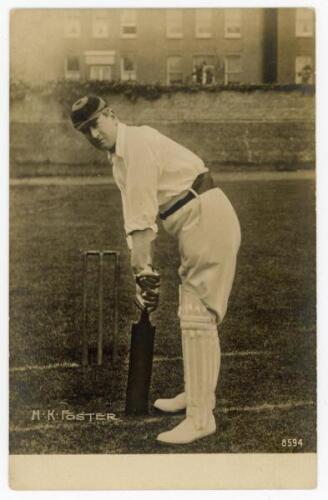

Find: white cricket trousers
162;187;241;323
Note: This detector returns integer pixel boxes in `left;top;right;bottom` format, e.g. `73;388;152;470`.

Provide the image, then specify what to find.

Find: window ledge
224;34;242;39
195;33;212;39
295;33;313;38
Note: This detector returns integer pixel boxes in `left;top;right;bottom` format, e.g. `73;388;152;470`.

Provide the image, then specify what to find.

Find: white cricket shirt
110;122;208;236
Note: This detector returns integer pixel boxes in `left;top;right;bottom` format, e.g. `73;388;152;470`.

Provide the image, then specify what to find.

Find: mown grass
9;178;316;454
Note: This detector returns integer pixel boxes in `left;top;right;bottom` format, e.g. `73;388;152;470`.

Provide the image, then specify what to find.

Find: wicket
82;250;120;367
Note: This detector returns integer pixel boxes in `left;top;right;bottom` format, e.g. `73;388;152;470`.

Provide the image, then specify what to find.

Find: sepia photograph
8;3;317;490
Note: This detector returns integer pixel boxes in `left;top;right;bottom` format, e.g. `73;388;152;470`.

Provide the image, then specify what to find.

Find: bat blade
125;309;156;415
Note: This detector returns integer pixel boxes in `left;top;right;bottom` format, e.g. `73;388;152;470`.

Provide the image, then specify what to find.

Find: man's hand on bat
135;268;160;313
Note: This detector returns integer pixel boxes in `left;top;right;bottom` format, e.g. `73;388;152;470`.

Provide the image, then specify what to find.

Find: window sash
224;9;242;38
167;56;183;84
92;16;108;38
168;56;182;72
166;10;183;38
192;56;216;85
121;9;136;24
295;56;313;84
226;56;241;73
121;57;137;81
90;65;112;81
122;26;137;35
121;9;137;37
295;9;314;37
65;56;80;80
67;56;79;71
65;15;81;38
168;72;183;84
224;56;242;84
195;9;212;38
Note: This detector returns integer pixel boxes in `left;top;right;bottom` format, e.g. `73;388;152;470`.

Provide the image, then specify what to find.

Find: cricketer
71;95;241;444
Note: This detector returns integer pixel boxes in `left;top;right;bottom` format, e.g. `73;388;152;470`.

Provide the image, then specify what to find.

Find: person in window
71;95;241;444
298;64;313;84
192;63;204;84
205;66;214;85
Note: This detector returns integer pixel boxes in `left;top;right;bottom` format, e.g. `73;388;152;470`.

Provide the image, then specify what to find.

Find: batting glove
135;268;160;313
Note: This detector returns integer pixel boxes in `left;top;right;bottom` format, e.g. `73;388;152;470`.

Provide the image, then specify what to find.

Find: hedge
10;79;315;107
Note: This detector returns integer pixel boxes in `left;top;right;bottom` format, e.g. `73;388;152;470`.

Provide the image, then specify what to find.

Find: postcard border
9;453;317;490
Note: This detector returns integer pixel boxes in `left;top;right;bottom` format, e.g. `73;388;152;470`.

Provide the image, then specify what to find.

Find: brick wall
277;9;315;84
11;9;265;85
10;90;315;169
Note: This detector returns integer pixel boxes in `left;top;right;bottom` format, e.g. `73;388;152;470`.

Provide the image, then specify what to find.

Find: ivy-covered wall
10;82;315;169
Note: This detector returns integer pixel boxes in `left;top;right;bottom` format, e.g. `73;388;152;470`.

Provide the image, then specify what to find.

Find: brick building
277;8;315;84
10;8;315;85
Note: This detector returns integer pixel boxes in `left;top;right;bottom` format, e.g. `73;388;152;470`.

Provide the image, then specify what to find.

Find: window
167;56;183;84
195;9;212;38
224;9;242;38
92;13;108;38
296;9;314;37
64;14;81;38
121;56;137;81
121;9;137;38
224;55;242;84
65;56;80;80
192;56;216;85
166;9;183;38
295;56;314;84
90;66;112;81
84;51;115;80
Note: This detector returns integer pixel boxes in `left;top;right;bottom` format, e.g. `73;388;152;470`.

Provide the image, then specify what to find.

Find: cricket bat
125;309;156;415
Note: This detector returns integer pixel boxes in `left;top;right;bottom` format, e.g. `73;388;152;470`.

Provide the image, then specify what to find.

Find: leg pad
179;287;220;429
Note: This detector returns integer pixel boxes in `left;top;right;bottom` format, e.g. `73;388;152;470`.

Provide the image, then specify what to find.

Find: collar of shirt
107;122;126;163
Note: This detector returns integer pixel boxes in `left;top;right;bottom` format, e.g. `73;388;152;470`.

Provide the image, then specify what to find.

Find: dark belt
159;172;215;221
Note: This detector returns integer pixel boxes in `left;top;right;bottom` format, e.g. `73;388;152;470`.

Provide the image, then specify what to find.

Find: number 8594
281;438;303;448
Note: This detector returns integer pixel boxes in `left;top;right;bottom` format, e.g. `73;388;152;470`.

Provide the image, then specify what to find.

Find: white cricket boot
157;413;216;444
154;386;218;413
157;290;220;445
154;392;186;413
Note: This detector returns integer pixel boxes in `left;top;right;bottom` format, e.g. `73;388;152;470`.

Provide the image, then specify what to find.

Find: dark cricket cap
70;95;108;131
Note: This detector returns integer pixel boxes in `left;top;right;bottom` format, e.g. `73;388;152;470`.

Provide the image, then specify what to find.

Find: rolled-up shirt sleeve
123;127;159;235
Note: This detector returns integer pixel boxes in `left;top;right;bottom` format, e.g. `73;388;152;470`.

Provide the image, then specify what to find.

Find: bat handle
140;308;150;323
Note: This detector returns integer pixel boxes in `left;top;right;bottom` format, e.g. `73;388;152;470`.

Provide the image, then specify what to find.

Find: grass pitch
9;176;316;454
